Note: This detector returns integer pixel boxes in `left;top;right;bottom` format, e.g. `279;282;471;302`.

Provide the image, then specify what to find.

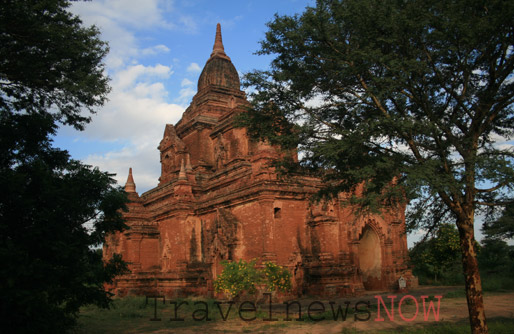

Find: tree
410;224;461;283
482;202;514;240
0;0;109;130
240;1;514;333
478;238;512;273
0;1;128;332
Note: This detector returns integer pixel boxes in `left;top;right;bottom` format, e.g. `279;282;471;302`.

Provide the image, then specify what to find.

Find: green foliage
241;2;514;330
409;224;462;283
481;274;514;292
213;259;292;298
479;238;511;270
0;0;110;130
262;261;292;292
0;112;129;333
240;0;514;226
482;203;514;240
0;1;126;333
411;227;514;289
476;207;514;291
214;259;262;298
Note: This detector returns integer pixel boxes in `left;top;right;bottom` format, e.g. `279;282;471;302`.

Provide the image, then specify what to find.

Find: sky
56;0;315;195
56;0;510;247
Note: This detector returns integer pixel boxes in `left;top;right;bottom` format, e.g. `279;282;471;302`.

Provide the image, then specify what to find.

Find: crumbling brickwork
103;24;417;298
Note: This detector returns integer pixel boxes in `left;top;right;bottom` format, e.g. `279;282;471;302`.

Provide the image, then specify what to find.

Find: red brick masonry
104;24;417;298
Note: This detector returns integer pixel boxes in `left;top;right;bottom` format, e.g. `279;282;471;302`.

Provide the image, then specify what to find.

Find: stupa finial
210;23;229;59
125;167;136;193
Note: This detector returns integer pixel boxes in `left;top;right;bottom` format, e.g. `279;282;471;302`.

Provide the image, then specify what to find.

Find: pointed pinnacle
210;23;228;58
125;167;136;193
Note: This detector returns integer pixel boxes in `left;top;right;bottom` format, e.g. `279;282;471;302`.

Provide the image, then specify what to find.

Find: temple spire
125;167;136;193
210;23;230;60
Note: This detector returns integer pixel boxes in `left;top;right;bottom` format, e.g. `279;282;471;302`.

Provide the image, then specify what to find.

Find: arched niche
358;225;382;290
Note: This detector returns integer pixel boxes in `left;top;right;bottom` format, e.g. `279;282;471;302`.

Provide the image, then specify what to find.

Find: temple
103;24;416;297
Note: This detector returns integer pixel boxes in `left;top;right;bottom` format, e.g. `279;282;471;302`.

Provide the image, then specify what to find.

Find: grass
427;273;514;299
75;296;360;332
481;274;514;292
74;296;306;333
340;317;514;333
74;287;514;333
74;296;226;333
443;289;466;299
415;270;514;292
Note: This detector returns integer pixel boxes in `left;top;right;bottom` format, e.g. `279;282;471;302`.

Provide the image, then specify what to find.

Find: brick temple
103;24;416;298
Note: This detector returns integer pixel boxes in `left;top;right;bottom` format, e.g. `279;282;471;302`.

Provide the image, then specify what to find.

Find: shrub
262;261;292;292
213;259;261;298
213;259;292;298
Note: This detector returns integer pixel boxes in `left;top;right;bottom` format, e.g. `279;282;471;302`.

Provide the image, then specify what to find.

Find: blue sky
58;0;510;246
57;0;315;194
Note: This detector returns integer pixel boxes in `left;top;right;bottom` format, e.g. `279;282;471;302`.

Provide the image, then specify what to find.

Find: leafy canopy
0;0;109;130
0;114;128;332
482;202;514;240
0;1;127;333
240;1;514;331
240;0;514;228
410;223;462;283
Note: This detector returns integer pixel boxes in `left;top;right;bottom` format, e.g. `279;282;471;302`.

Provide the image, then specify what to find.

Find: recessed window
274;207;281;219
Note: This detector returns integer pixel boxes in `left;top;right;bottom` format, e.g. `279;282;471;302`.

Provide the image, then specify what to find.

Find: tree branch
475;181;510;193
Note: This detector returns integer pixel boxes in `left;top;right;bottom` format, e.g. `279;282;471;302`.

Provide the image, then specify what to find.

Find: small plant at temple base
263;261;292;292
214;259;261;298
214;259;292;298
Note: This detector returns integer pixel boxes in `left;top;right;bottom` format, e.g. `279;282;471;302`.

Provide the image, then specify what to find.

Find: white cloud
488;132;514;151
187;62;202;73
141;44;171;56
114;64;173;90
71;0;174;31
85;143;162;193
219;15;243;29
176;87;197;105
181;78;193;86
82;62;184;144
67;1;262;193
179;15;199;33
64;1;189;193
69;0;179;71
77;68;185;192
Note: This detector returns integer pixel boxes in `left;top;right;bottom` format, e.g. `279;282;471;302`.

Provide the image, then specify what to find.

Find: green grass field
74;289;514;334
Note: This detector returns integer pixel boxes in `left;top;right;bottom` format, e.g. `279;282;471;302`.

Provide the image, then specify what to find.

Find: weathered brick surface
103;24;417;298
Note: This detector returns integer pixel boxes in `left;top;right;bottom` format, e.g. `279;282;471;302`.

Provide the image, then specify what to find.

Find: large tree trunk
456;216;488;334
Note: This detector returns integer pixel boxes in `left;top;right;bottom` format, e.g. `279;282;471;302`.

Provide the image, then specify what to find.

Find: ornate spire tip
211;23;227;58
125;167;136;192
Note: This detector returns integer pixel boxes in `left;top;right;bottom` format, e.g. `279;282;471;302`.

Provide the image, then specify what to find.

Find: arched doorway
358;225;382;290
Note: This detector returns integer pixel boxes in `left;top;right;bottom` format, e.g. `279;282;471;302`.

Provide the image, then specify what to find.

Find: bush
262;261;292;292
213;259;292;298
213;259;261;297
